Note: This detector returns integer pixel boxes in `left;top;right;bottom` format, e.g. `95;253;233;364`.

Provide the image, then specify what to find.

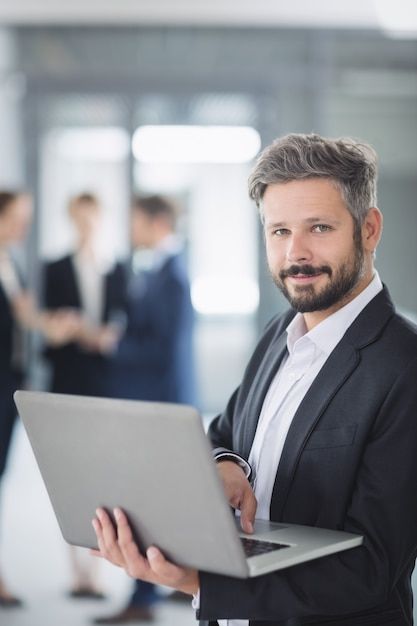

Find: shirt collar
151;234;183;271
73;246;114;274
286;271;383;356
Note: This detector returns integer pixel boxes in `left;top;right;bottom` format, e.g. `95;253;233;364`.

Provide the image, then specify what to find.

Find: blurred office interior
0;1;416;624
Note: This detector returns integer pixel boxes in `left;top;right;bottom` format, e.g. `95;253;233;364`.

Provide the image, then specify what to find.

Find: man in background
94;194;196;624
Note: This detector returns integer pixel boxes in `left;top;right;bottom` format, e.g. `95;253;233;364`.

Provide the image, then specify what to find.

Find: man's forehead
261;179;349;216
263;177;342;198
264;214;344;228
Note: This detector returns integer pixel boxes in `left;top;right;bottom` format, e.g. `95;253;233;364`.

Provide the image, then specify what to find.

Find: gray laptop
14;390;363;578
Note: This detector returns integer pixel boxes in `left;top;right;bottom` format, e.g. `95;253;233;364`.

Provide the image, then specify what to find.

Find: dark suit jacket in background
0;282;23;476
43;254;127;397
109;252;196;405
200;286;417;626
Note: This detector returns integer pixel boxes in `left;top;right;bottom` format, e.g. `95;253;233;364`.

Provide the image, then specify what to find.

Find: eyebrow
265;217;342;228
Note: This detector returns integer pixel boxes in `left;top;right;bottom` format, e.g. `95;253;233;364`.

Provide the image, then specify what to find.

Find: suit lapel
240;330;288;459
269;286;395;520
66;256;82;309
103;268;116;322
270;340;359;519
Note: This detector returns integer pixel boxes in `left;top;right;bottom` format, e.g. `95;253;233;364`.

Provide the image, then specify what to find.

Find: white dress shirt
72;250;105;326
220;272;383;626
151;233;183;271
0;247;21;299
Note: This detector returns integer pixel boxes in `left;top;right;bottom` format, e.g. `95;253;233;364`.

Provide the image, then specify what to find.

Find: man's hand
216;460;257;534
91;508;199;596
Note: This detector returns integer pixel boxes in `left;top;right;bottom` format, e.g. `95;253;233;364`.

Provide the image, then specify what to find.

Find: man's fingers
96;508;117;544
240;488;257;534
113;507;133;541
216;460;257;533
114;508;149;577
93;507;199;594
92;516;115;563
94;508;124;565
114;508;143;558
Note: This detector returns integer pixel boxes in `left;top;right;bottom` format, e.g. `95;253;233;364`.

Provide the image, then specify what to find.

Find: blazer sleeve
199;355;417;622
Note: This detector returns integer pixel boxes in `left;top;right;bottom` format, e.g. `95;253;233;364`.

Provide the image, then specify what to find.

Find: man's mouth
290;272;321;277
287;273;323;284
280;265;332;282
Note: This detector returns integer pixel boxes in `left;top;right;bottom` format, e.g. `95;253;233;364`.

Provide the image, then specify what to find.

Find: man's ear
362;207;383;253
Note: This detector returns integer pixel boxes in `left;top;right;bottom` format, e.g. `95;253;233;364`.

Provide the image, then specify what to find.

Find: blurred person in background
0;190;33;608
0;190;79;608
93;194;196;624
42;192;127;600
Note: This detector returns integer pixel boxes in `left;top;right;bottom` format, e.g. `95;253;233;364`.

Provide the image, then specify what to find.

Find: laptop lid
14;390;362;579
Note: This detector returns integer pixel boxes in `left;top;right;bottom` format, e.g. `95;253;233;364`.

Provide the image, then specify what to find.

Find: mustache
279;264;332;280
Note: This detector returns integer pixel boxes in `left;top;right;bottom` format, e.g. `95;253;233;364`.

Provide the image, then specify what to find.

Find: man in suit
94;194;196;624
91;134;417;626
107;194;195;406
43;192;127;598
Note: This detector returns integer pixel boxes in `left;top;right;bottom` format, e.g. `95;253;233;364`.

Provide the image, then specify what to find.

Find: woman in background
0;190;82;608
42;192;126;599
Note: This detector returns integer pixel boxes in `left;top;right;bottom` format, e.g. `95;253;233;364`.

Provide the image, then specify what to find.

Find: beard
271;239;365;313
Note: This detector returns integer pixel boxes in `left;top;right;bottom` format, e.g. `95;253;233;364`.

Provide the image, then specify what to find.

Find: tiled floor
0;421;196;626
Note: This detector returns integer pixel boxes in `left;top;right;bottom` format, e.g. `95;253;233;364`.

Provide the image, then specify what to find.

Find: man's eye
272;228;290;236
312;224;332;233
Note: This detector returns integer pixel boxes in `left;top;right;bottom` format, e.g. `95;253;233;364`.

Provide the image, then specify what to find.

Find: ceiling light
374;0;417;38
132;125;261;164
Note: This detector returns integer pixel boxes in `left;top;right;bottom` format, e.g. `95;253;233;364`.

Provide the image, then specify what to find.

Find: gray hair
248;133;378;229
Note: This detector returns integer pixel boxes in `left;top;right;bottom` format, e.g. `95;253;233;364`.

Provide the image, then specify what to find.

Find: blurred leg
0;390;22;607
129;580;159;607
68;545;105;598
92;580;159;623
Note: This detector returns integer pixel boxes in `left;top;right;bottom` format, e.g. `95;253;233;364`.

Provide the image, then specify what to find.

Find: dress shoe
93;605;155;624
68;587;106;600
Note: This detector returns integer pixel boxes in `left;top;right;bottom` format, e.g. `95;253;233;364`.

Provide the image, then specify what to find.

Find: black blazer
0;258;25;378
0;272;25;477
43;254;127;397
0;282;15;376
200;286;417;626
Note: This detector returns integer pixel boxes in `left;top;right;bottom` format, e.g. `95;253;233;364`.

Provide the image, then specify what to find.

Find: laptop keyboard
241;537;290;557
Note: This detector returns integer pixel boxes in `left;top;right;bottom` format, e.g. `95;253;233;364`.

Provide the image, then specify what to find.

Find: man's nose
286;233;313;264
